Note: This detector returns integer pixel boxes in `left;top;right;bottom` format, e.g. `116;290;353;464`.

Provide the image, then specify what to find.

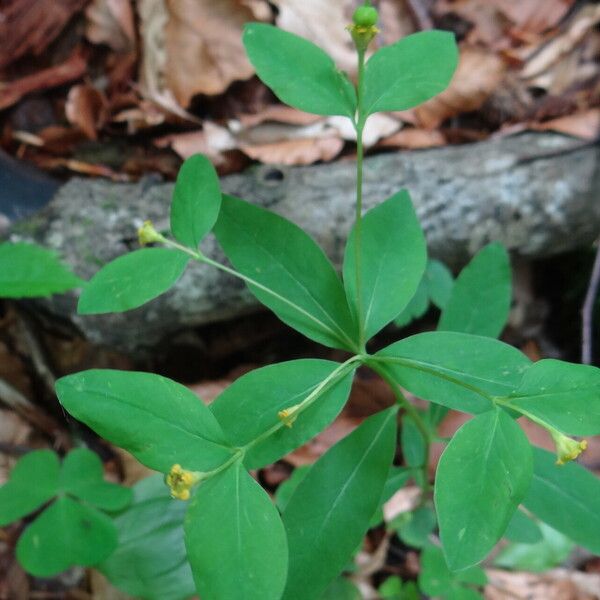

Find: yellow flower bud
278;404;301;428
550;431;588;466
166;464;202;500
138;220;164;246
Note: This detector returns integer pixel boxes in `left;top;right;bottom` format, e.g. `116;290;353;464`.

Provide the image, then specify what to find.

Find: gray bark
8;132;600;354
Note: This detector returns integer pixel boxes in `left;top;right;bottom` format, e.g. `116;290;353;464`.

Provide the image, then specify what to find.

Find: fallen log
9;132;600;354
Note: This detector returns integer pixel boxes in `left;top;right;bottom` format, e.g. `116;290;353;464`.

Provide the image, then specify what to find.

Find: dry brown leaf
383;486;421;522
86;0;137;53
241;136;344;165
378;127;446;149
154;122;237;164
530;109;600;140
0;411;32;485
138;0;200;121
327;113;402;147
379;0;417;45
485;568;600;600
415;46;506;129
286;413;362;466
0;49;87;111
0;0;88;69
65;84;109;140
238;105;322;128
521;4;600;79
273;0;358;74
164;0;259;106
494;0;576;34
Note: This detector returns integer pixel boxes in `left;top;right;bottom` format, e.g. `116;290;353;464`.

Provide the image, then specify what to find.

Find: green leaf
243;23;356;118
78;248;188;314
171;154;221;249
418;545;487;599
321;577;361;600
185;462;288;600
506;359;600;436
375;332;531;414
99;475;195;600
282;407;398;600
394;277;429;327
523;446;600;553
428;259;454;309
276;466;311;512
56;369;233;473
214;195;357;350
210;359;354;468
495;522;573;572
16;496;118;577
0;450;59;526
435;408;533;570
370;466;412;527
396;506;437;549
401;414;427;468
503;509;543;544
60;448;132;511
344;191;426;341
0;242;83;298
439;243;511;338
363;31;458;115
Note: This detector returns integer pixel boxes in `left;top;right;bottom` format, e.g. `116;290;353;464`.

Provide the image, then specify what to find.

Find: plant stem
242;355;363;453
368;361;432;497
159;237;360;353
354;48;367;352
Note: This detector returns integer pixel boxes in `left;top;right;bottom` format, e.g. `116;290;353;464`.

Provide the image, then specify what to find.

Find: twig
0;377;63;440
15;311;56;393
405;0;434;30
582;239;600;364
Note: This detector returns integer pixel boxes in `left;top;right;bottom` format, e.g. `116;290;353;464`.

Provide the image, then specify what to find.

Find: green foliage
214;194;358;350
375;332;531;414
522;447;600;553
321;577;361;599
418;545;486;600
435;408;532;570
27;13;600;600
171;154;222;249
505;359;600;436
343;191;427;341
503;509;543;544
438;243;511;338
243;23;356;118
210;359;355;468
185;461;288;600
0;242;83;297
363;31;459;115
99;475;195;600
0;449;131;577
56;370;233;473
78;248;188;314
282;408;397;599
378;576;420;600
495;522;574;572
395;258;454;327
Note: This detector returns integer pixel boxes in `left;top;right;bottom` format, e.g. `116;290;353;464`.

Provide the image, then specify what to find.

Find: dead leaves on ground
0;0;599;175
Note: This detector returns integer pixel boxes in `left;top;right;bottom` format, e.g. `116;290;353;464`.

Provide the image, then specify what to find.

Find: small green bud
550;429;587;466
353;5;378;28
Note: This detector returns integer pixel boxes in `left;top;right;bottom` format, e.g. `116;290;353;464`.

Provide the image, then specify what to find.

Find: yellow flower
138;220;163;246
550;431;588;466
278;404;301;428
165;464;202;500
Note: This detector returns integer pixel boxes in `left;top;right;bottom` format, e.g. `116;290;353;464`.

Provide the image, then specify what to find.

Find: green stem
354;48;367;352
160;237;360;353
368;361;432;497
242;355;363;453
